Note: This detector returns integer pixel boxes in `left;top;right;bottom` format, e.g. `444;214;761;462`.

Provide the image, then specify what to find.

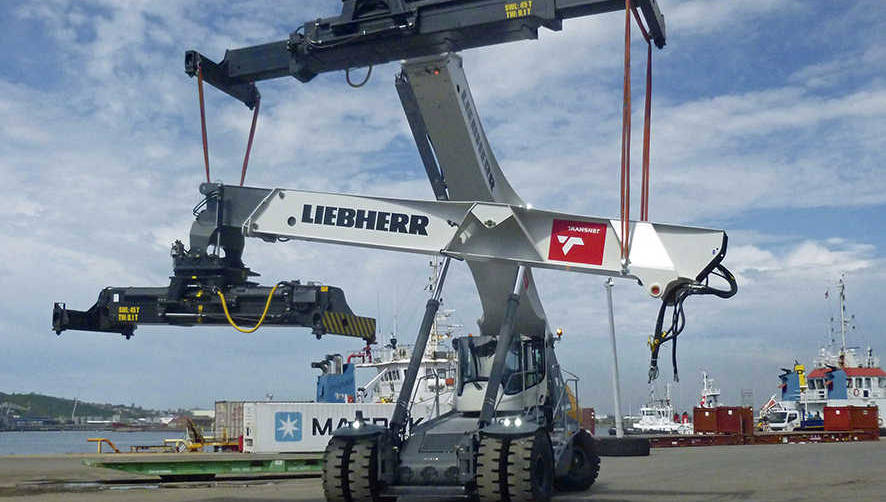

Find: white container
242;402;396;453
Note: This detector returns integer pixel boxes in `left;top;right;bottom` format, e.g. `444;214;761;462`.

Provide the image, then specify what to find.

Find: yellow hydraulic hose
217;284;278;333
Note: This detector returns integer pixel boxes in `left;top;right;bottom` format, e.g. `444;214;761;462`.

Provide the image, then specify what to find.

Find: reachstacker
54;1;738;500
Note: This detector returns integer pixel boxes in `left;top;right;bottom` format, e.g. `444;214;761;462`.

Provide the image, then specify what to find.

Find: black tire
350;439;386;502
595;436;650;457
475;436;507;502
322;437;351;502
555;430;600;492
323;437;388;502
507;431;554;502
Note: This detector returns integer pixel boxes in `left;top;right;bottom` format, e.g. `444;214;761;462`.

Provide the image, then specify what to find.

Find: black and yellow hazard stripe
322;311;376;343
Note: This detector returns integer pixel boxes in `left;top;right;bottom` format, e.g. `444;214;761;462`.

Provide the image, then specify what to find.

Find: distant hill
0;392;158;420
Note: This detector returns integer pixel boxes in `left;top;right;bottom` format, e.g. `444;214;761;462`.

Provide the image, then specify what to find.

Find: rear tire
555;430;600;491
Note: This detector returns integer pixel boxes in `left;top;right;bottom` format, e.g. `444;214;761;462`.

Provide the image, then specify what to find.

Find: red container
716;407;740;433
580;408;596;434
849;406;878;431
824;406;851;431
693;407;718;433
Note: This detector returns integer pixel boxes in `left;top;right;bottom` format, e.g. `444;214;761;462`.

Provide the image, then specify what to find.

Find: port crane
54;1;736;500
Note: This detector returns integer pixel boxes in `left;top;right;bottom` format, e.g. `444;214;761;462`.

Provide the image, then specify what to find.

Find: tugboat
631;383;693;435
619;372;720;436
762;276;885;432
698;371;722;409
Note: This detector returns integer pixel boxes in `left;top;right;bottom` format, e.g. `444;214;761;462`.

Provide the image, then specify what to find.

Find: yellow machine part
322;311;377;342
565;385;581;424
795;363;807;389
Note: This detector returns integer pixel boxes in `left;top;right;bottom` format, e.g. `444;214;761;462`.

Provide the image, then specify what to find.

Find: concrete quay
0;440;883;501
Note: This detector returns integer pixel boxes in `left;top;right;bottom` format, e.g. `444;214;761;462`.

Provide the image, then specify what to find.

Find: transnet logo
557;236;584;255
547;219;606;265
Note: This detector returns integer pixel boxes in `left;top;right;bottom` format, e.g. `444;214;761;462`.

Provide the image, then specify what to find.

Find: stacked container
824;406;878;431
693;406;753;435
693;408;718;434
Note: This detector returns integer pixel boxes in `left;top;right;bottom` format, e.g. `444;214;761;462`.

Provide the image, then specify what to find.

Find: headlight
502;417;512;427
514;417;522;427
352;420;362;429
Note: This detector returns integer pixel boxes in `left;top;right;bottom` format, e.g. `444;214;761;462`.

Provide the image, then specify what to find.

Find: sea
0;430;180;455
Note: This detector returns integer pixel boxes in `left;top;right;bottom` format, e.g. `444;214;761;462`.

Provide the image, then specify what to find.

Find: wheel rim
571;448;586;472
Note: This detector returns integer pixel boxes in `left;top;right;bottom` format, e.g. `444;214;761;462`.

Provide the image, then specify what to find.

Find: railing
87;437;120;454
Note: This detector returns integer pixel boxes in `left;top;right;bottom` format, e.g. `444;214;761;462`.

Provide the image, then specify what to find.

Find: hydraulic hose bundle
648;263;738;382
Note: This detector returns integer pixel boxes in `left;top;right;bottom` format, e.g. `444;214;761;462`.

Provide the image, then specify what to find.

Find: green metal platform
84;453;323;480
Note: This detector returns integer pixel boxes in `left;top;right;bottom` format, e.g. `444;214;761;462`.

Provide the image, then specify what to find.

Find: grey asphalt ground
1;440;884;501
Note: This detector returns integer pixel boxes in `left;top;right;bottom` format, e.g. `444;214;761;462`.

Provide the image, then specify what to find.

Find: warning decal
547;219;607;266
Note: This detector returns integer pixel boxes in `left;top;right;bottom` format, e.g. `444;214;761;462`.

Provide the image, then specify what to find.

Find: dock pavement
0;440;883;501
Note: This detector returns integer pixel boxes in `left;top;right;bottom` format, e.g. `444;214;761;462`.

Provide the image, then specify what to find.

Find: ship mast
428;258;441;354
839;274;847;359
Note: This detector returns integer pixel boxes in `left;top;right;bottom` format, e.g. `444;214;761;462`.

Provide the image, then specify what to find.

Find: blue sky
0;0;884;414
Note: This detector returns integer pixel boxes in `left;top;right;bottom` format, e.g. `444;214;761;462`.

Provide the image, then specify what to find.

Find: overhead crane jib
184;0;666;108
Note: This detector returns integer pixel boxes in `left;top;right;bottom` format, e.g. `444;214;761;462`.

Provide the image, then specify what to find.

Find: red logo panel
547;219;607;265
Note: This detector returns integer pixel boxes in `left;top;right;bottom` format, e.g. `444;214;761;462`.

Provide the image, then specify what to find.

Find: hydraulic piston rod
478;265;528;427
390;257;452;438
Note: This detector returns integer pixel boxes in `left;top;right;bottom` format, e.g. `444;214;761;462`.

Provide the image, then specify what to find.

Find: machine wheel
475;436;507;501
323;437;352;502
322;437;387;502
506;431;554;502
555;430;600;492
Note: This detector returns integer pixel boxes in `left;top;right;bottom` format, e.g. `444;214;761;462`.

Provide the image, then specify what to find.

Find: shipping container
825;405;879;431
580;408;595;435
714;407;753;435
849;406;878;431
214;401;244;440
824;406;851;431
693;407;718;433
242;402;396;453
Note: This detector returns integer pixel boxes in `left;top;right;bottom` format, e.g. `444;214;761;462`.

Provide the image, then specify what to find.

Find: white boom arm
243;188;728;300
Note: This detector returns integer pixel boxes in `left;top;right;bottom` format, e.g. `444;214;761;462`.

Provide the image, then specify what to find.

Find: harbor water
0;430;181;455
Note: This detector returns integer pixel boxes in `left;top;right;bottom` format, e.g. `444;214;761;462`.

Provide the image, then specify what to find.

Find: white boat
352;259;459;423
631;383;693;435
698;371;721;409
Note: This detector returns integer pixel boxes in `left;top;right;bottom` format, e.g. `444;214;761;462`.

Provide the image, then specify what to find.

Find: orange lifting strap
195;63;261;186
619;0;655;261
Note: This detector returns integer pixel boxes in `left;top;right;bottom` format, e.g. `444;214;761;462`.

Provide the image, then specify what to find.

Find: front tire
322;437;386;502
475;436;507;501
507;431;554;502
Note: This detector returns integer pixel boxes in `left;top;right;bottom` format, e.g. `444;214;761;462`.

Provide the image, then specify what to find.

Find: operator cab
453;334;547;414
